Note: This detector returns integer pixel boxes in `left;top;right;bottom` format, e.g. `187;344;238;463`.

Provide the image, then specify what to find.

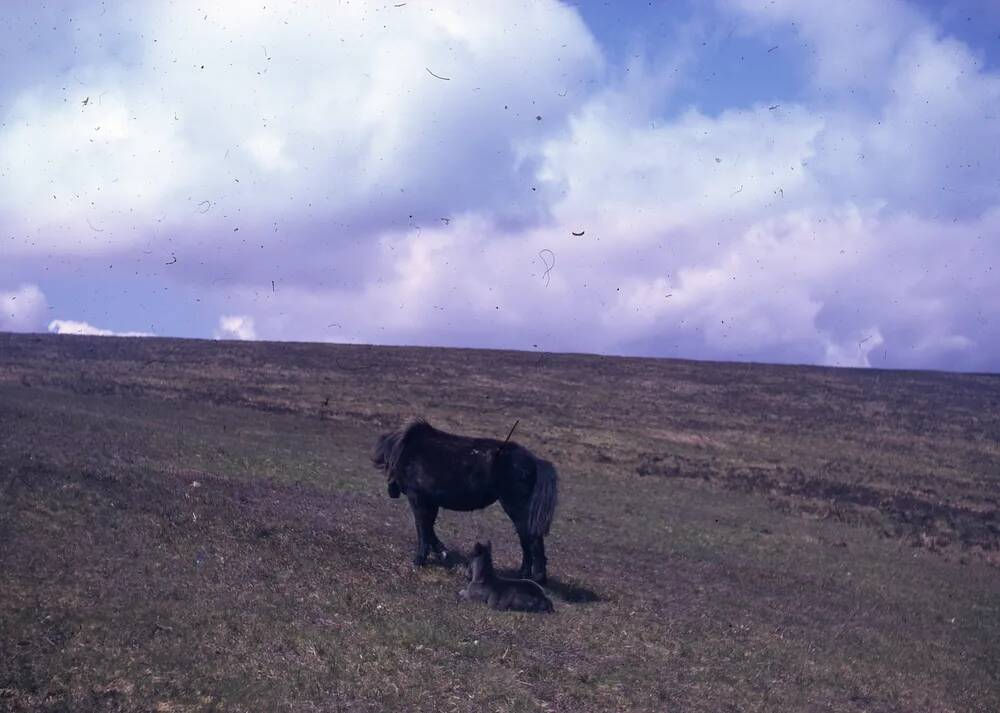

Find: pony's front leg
408;499;431;565
426;508;448;565
429;528;449;563
409;499;440;566
420;502;449;563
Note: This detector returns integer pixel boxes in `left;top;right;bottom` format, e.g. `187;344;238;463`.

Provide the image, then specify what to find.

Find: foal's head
468;541;495;582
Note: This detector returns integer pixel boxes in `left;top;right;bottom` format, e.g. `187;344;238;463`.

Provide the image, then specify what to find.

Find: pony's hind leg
516;530;534;580
516;531;548;584
501;502;548;584
499;496;534;578
529;537;547;584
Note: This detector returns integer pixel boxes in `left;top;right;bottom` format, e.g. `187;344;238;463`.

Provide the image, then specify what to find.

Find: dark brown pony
371;419;558;583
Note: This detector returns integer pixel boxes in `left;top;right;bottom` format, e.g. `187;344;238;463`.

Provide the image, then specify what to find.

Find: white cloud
536;101;825;249
250;200;989;370
48;320;153;337
0;0;602;259
721;0;924;92
236;7;996;371
0;284;48;333
214;315;256;341
823;328;885;369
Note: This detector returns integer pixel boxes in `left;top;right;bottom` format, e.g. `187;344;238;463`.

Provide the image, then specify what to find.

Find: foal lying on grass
459;542;554;613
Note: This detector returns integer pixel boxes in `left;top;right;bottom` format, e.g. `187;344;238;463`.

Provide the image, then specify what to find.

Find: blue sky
1;0;998;371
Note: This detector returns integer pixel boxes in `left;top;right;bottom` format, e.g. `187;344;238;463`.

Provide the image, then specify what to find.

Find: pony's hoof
412;555;428;567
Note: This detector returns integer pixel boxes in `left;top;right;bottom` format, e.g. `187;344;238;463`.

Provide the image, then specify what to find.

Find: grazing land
1;332;998;712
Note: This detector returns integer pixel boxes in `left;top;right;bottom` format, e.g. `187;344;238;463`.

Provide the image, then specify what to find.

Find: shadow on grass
542;577;602;603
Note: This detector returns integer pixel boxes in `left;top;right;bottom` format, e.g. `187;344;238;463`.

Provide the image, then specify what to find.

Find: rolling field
1;332;998;712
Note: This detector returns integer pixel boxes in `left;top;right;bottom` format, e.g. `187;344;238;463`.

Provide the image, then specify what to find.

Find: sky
1;0;998;372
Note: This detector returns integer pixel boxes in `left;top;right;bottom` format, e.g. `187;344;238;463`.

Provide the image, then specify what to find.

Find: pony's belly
438;493;498;511
411;460;500;511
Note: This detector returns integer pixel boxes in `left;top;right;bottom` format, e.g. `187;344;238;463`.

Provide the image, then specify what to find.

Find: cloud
214;315;256;341
721;0;924;92
1;1;998;372
0;0;602;263
48;320;153;337
241;200;995;371
0;284;48;332
185;56;998;370
259;5;993;371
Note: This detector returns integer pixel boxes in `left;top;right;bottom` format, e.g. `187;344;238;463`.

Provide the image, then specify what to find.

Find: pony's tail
528;459;559;537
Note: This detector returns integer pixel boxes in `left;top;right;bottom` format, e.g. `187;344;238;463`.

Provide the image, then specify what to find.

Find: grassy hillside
1;332;998;712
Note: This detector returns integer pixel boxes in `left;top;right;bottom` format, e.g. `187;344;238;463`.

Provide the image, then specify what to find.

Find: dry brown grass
1;332;998;712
